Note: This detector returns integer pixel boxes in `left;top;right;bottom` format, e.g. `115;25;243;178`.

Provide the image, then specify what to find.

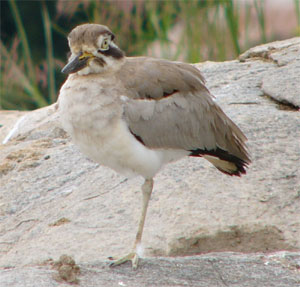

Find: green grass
1;0;299;110
295;0;300;36
41;1;56;104
5;0;47;108
224;0;241;55
254;0;267;43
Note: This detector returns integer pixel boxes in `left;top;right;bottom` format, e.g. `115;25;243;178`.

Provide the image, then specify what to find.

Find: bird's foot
108;252;139;269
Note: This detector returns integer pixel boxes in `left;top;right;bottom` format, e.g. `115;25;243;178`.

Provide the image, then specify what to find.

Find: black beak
61;52;91;74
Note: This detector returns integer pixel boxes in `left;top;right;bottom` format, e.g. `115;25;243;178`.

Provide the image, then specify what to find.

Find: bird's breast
59;75;121;132
58;75;164;178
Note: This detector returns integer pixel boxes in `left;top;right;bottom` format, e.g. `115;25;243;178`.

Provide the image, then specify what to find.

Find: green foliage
6;0;47;108
295;0;300;36
224;0;241;55
0;0;299;110
41;0;56;104
254;0;267;43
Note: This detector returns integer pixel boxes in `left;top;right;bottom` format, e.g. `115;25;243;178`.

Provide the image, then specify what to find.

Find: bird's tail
203;154;247;176
190;146;250;176
192;103;251;176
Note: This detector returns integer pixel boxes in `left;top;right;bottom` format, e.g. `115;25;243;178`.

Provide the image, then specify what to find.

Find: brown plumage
68;23;114;50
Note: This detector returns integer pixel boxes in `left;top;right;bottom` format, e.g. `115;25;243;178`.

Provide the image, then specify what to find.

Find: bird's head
62;24;125;75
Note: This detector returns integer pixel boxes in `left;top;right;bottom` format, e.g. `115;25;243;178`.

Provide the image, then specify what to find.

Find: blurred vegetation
1;0;299;110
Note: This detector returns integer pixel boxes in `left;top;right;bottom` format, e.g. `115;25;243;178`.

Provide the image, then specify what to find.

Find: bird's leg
109;178;153;269
133;178;153;250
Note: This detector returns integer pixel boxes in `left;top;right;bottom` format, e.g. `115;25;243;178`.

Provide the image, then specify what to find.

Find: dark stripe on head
100;46;125;59
110;33;115;41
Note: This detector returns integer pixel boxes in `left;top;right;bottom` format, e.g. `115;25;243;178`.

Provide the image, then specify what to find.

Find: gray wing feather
123;92;217;149
119;57;249;161
118;57;206;99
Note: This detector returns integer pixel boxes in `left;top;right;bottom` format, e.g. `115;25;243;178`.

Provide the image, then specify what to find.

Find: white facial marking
89;60;105;73
109;41;118;49
97;34;111;51
78;66;92;75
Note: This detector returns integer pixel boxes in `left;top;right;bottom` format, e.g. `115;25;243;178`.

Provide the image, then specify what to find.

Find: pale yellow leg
109;178;153;269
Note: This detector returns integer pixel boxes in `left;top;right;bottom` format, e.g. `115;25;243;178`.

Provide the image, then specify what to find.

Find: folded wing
118;57;251;176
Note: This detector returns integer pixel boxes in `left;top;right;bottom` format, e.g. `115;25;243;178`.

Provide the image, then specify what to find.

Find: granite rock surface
0;37;299;286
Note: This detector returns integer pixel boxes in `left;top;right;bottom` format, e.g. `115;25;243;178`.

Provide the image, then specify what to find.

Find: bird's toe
108;252;139;269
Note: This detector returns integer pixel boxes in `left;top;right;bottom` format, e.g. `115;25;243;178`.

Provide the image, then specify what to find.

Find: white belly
66;116;188;178
75;119;163;178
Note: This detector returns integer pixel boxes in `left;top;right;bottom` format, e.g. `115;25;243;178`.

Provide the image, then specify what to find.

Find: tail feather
189;147;250;176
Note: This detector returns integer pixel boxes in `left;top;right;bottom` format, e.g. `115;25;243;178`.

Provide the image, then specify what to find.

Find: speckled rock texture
0;37;299;286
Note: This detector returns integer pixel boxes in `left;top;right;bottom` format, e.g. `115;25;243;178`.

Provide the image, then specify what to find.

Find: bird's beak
61;52;94;74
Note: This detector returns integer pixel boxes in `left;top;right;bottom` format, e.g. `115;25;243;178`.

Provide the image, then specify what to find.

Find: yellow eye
100;39;109;50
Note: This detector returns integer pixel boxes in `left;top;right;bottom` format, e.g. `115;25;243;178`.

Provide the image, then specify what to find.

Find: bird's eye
100;39;110;51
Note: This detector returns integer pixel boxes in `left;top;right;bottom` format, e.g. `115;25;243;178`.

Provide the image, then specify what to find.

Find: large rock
0;38;299;286
0;252;299;287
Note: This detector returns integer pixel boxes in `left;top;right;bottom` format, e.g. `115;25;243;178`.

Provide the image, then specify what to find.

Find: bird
58;23;251;269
